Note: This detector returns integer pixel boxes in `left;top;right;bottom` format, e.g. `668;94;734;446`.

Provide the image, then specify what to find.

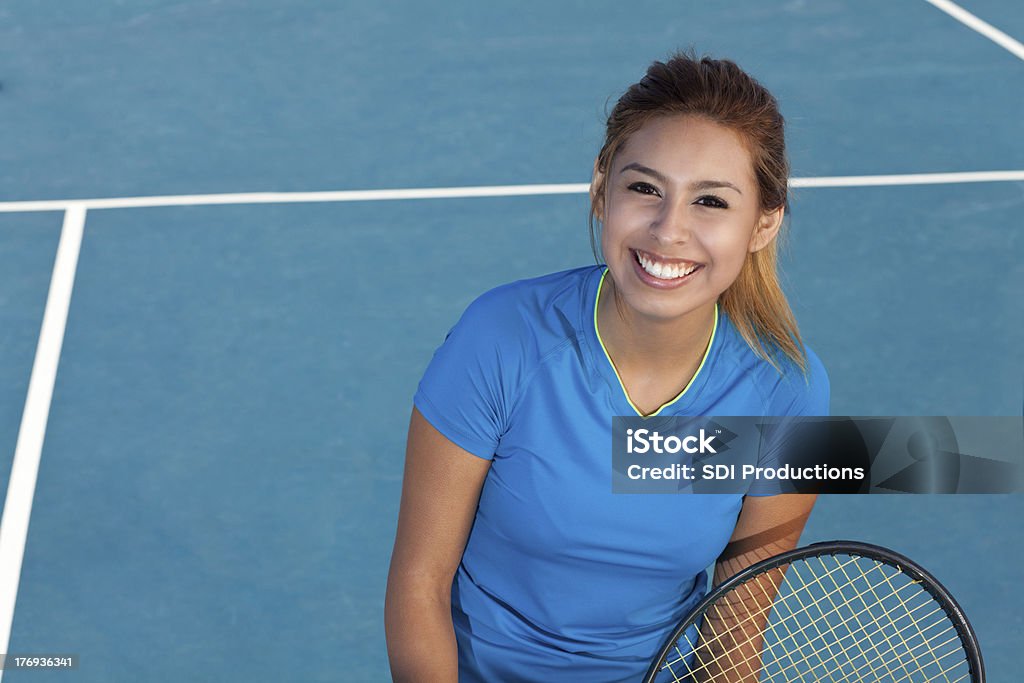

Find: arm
384;407;492;683
689;494;817;682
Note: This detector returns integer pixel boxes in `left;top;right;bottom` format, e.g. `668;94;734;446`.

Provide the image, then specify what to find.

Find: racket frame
643;540;985;683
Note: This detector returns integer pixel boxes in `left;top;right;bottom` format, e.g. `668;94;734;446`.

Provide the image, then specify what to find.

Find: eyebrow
619;162;743;195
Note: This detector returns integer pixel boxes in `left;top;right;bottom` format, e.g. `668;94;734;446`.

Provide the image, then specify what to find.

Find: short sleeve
780;346;830;417
413;288;526;460
746;346;831;496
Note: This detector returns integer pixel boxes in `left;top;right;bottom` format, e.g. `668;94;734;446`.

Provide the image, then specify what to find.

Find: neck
597;275;717;372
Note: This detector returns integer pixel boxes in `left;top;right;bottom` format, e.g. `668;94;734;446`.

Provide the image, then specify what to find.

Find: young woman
385;51;829;682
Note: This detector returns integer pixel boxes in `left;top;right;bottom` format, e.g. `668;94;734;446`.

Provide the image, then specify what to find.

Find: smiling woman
594;115;788;416
385;50;829;683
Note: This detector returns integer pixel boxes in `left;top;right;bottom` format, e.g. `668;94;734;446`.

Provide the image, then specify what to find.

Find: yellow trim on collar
593;268;718;418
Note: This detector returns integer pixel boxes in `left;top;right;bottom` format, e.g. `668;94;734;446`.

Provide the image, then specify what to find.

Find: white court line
925;0;1024;61
792;170;1024;187
0;206;86;679
0;171;1022;214
0;183;588;213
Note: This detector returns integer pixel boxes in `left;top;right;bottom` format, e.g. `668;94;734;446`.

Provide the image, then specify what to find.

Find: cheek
600;208;642;253
704;226;755;271
604;203;643;236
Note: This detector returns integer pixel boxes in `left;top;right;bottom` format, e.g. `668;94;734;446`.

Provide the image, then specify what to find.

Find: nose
649;198;692;245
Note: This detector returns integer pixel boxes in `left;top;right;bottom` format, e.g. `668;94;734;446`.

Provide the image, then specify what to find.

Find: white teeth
636;251;698;280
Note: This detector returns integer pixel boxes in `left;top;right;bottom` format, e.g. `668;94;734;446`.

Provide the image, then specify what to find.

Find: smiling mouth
633;249;703;280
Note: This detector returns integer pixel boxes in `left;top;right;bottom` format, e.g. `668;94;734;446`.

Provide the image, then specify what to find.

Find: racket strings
667;557;884;679
674;556;866;668
863;559;947;681
781;559;929;682
694;568;789;680
759;563;848;683
768;563;958;682
658;553;972;682
687;573;957;682
825;557;913;681
677;563;928;682
669;562;965;682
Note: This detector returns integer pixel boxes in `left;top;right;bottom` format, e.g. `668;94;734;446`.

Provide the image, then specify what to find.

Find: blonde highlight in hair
588;49;807;374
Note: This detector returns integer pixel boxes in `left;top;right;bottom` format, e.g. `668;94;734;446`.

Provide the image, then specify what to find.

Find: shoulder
415;267;599;456
715;314;830;416
773;345;830;415
452;265;598;351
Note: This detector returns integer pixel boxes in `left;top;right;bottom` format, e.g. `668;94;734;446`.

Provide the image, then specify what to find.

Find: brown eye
628;182;660;197
695;195;728;209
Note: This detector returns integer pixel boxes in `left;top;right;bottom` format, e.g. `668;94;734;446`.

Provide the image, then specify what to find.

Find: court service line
0;206;86;679
924;0;1024;61
0;170;1022;214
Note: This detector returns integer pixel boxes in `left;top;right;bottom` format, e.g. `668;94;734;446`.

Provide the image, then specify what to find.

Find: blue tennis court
0;1;1021;680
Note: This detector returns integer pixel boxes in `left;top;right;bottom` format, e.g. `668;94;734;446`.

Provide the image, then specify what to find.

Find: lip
629;249;704;289
633;248;701;267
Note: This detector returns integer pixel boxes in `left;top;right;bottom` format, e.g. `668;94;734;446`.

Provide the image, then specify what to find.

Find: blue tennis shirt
413;265;829;682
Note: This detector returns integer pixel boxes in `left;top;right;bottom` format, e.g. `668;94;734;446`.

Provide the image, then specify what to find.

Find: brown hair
589;49;806;374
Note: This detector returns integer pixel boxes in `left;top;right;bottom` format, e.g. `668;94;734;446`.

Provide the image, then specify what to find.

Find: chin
619;289;705;322
608;272;710;322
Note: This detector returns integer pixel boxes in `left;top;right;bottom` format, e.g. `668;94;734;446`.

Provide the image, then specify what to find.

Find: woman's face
595;115;782;323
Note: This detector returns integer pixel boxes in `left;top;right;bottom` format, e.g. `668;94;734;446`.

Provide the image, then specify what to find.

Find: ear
748;205;784;253
590;156;605;222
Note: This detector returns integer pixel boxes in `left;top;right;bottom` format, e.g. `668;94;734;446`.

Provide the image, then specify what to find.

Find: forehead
615;115;756;187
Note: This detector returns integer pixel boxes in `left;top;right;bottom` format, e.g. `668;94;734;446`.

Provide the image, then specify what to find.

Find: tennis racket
644;541;984;682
